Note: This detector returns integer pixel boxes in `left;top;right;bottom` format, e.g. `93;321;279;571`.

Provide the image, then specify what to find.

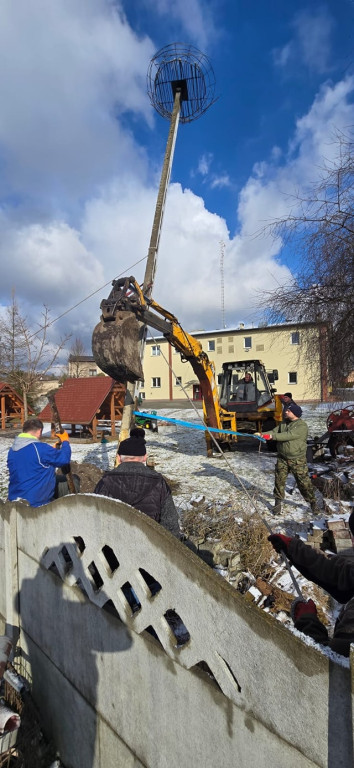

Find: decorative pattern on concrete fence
0;494;353;768
41;524;242;702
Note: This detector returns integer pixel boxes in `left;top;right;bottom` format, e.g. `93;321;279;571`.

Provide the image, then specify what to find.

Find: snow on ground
0;402;348;535
0;401;352;647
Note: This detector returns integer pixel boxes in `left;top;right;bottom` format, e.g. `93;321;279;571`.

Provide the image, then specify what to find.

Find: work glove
267;533;292;554
291;598;317;622
55;431;70;443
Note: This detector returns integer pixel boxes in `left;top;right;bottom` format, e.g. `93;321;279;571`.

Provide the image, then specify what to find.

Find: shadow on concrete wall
17;543;133;767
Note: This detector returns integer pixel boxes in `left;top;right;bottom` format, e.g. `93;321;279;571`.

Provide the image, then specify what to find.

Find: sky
1;0;354;367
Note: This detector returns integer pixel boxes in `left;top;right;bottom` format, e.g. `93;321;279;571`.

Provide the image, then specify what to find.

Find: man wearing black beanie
94;428;180;538
268;511;354;657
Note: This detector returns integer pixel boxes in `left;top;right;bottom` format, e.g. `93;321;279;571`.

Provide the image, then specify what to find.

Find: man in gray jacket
260;403;319;515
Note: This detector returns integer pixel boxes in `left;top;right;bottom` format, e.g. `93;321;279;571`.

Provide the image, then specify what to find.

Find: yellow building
140;321;328;403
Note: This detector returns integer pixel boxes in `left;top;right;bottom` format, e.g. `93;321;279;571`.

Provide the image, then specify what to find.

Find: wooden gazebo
0;382;33;430
38;377;125;440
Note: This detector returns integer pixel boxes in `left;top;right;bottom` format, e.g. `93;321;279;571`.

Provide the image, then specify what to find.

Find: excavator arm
92;276;237;455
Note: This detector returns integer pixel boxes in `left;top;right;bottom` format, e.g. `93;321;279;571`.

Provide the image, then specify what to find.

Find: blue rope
134;411;266;441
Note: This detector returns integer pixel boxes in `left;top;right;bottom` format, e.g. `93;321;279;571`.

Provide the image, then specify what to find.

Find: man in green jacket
260;403;320;515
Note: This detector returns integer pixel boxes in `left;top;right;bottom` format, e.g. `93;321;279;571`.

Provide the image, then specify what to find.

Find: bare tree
0;295;71;418
259;130;354;387
68;337;87;377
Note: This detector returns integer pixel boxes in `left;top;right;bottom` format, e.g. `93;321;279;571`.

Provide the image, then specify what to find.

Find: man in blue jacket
7;418;72;507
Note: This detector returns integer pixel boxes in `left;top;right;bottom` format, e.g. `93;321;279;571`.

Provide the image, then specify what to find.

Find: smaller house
38;377;125;440
0;382;33;430
68;355;102;378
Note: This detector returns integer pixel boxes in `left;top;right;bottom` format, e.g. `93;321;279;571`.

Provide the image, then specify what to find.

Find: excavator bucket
92;312;144;383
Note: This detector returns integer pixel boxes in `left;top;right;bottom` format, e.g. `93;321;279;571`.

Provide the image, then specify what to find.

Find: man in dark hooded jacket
94;427;180;538
268;511;354;657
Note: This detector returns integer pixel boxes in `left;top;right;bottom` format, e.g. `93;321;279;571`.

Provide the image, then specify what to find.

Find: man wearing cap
94;428;181;538
267;510;354;657
280;392;294;419
260;403;319;515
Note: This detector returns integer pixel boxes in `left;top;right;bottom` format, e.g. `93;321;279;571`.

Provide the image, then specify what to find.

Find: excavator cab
219;360;277;414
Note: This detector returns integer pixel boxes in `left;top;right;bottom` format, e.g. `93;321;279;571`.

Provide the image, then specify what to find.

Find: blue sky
1;0;354;360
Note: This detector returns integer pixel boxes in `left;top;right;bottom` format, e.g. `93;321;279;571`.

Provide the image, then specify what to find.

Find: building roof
38;377;115;424
0;381;19;396
145;319;327;342
68;355;97;362
0;382;34;414
0;382;25;404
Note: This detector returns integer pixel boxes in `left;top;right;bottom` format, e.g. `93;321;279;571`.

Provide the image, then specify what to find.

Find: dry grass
182;503;274;580
229;516;274;580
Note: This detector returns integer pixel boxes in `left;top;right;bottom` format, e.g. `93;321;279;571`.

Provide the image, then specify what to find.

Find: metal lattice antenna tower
120;44;216;443
219;240;226;329
143;43;216;296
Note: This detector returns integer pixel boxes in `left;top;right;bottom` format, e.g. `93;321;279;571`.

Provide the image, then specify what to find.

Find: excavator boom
92;276;237;454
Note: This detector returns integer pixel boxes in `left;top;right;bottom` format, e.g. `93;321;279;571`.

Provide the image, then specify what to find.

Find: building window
288;372;297;384
140;392;145;399
244;336;252;349
208;340;215;351
256;344;264;352
175;376;182;386
228;346;234;354
89;369;97;376
217;347;222;354
151;377;161;388
151;345;161;356
291;332;300;345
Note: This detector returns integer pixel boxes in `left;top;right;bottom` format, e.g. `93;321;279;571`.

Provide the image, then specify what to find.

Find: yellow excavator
92;276;283;455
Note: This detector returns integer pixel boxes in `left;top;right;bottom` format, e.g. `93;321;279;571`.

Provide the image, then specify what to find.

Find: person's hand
268;533;292;554
291;598;317;622
261;433;272;440
55;431;70;443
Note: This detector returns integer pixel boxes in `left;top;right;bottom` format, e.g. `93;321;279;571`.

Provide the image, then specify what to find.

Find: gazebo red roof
38;377;116;424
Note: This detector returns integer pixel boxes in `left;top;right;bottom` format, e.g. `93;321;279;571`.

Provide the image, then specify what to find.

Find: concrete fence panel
0;494;353;768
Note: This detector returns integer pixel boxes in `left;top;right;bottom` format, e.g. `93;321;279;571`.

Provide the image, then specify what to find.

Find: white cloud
145;0;217;50
210;174;231;189
294;9;333;73
0;0;154;202
197;153;213;176
273;8;333;74
1;2;354;360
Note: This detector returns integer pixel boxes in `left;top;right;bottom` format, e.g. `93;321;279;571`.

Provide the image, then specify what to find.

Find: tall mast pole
119;90;181;441
118;43;216;444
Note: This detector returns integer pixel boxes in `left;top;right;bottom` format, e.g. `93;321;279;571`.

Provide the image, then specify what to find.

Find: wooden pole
47;391;77;494
1;395;5;430
118;90;182;448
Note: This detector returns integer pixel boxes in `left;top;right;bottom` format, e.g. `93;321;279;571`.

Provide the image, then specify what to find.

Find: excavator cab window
255;366;273;406
219;361;273;411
